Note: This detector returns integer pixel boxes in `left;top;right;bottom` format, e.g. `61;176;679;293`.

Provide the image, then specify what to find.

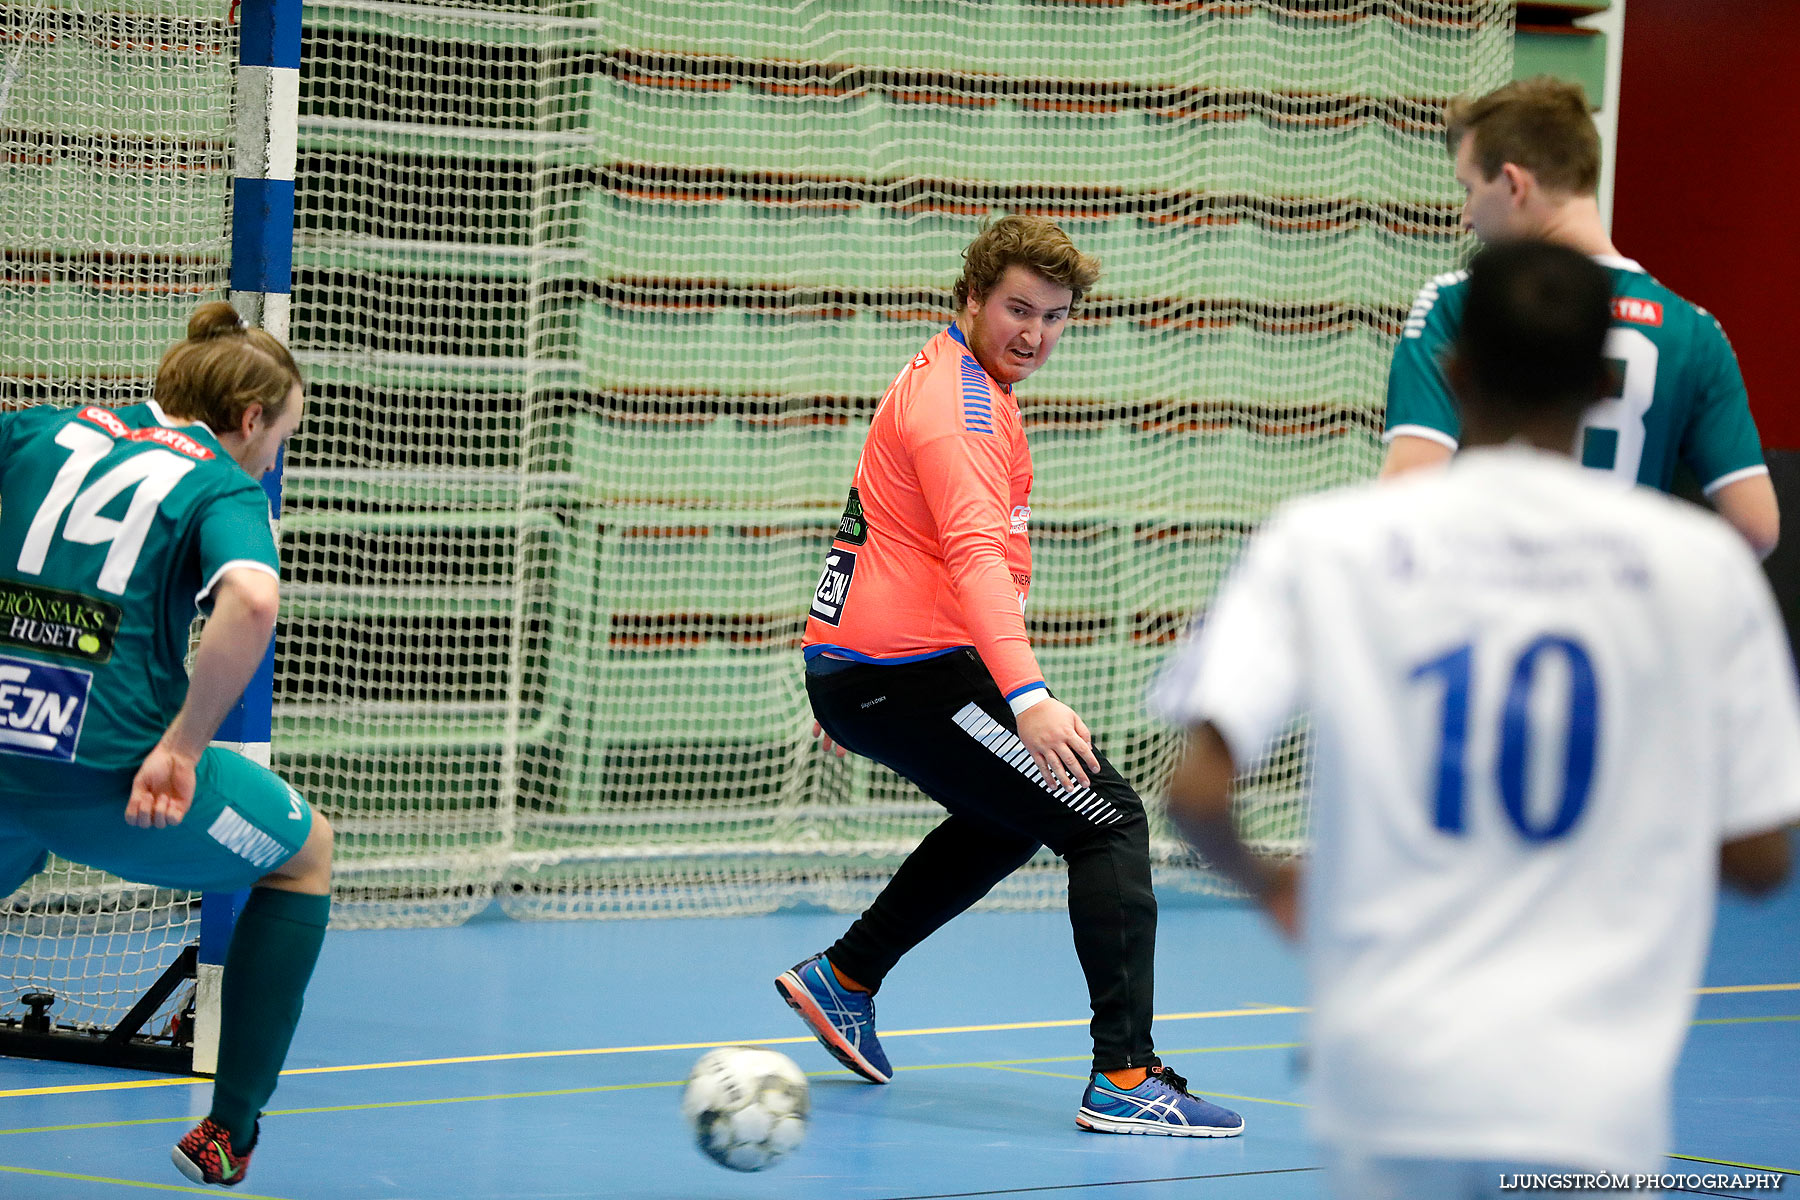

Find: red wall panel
1612;0;1800;449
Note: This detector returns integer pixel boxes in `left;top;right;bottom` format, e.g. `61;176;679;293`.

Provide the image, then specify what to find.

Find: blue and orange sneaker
1076;1064;1244;1137
775;953;892;1083
172;1116;257;1186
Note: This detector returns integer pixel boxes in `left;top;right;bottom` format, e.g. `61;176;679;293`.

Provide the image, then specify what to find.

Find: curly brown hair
953;214;1101;312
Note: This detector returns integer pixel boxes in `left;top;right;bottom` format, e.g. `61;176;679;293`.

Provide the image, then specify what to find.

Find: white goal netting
286;0;1513;925
2;0;1516;965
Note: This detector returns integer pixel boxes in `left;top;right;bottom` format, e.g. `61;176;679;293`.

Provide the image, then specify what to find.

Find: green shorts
0;746;314;897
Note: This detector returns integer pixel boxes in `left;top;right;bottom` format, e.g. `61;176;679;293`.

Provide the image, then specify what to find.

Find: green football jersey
1384;256;1765;494
0;402;278;775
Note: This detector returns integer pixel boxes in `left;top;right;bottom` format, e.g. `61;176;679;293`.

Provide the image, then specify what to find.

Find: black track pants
806;649;1159;1072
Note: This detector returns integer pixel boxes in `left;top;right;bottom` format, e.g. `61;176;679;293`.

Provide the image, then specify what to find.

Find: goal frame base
0;944;198;1076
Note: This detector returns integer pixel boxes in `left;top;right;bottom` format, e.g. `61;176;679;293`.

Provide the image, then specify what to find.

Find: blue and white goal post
196;0;300;1077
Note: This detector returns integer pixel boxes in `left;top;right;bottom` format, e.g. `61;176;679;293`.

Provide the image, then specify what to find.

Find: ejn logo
0;656;91;762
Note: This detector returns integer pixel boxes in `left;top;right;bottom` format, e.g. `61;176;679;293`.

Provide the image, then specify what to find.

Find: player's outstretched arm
1016;698;1101;792
125;569;279;828
1164;722;1299;938
1709;473;1780;560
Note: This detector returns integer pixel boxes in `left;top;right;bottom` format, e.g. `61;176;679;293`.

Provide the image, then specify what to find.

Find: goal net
288;0;1513;924
3;0;1517;951
1;0;234;1049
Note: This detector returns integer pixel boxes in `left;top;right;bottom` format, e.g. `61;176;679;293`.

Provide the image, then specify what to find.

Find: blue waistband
802;644;968;674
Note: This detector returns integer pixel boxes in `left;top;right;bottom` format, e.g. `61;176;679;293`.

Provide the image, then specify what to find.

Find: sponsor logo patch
836;488;869;546
76;406;214;459
809;549;857;626
78;406;131;438
128;426;213;459
0;654;92;762
0;579;122;663
1612;297;1663;327
1010;504;1031;533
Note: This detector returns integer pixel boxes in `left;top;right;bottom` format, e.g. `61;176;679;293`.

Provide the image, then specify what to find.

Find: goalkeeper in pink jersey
775;215;1244;1137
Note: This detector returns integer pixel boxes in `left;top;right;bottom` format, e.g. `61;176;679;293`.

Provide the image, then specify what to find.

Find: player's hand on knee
126;744;198;829
812;720;848;758
1017;700;1101;792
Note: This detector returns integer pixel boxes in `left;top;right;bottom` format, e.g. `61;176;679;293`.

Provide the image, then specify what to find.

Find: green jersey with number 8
0;401;278;779
1384;255;1767;496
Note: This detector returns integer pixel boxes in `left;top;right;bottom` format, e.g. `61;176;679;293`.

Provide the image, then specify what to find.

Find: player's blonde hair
155;302;302;433
953;214;1101;312
1445;76;1601;197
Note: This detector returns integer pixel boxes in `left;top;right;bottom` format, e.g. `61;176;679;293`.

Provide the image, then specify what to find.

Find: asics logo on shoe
1091;1080;1189;1121
811;968;871;1045
1077;1068;1244;1137
775;954;892;1083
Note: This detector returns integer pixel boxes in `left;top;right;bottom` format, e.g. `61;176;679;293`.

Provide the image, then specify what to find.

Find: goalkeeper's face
961;265;1074;386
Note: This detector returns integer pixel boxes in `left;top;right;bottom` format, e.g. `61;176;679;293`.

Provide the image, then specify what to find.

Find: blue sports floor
1;877;1796;1199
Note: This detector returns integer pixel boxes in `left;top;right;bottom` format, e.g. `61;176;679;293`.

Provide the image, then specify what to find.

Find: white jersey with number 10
1151;445;1800;1173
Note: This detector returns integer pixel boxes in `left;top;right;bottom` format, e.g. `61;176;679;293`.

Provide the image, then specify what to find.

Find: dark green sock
209;888;330;1144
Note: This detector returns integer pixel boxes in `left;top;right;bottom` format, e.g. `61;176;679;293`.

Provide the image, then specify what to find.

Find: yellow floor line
980;1064;1088;1082
1187;1091;1306;1110
1668;1153;1798;1176
0;1006;1305;1099
1;1044;1784;1154
1;1047;1305;1136
880;1044;1302;1076
1;985;1789;1103
0;1161;293;1198
0;1081;686;1137
974;1064;1305;1112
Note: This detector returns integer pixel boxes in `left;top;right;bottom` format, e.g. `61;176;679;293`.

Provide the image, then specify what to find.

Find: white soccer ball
682;1046;810;1172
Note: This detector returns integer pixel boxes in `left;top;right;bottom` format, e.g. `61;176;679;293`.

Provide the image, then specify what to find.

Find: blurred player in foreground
1155;241;1800;1198
778;215;1243;1136
1383;77;1779;560
0;303;333;1188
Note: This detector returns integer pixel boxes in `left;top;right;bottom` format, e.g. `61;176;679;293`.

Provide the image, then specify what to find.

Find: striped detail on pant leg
206;806;290;870
950;702;1122;825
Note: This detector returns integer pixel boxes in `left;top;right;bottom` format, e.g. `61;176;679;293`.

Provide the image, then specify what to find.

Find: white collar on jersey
1591;253;1646;274
147;399;223;441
